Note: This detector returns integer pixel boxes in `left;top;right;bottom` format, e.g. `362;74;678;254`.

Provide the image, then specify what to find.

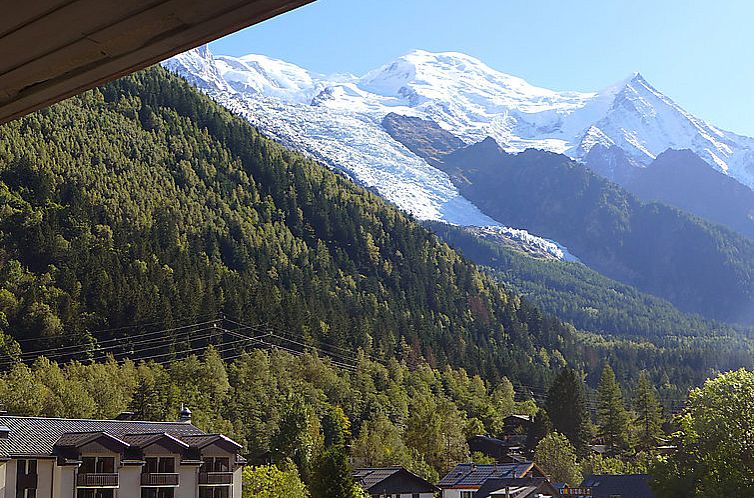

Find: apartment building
0;408;244;498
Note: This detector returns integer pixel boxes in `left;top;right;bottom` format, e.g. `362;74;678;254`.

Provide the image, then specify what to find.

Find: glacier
163;45;754;262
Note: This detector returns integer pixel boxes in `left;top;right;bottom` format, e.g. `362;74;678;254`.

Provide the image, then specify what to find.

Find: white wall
54;465;75;498
4;459;14;498
442;489;477;498
233;466;243;498
178;464;199;498
36;459;54;498
118;465;141;498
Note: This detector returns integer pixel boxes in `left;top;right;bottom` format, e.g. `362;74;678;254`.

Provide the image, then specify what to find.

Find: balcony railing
76;473;119;487
199;472;233;485
141;473;179;486
17;473;38;489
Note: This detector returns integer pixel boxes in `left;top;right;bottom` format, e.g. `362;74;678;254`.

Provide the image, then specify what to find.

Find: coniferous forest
0;66;753;495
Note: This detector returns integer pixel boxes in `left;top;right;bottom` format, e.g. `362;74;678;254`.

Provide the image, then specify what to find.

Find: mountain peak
653;148;708;167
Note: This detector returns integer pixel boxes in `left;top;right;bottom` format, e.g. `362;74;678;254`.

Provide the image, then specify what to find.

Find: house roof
121;432;189;450
180;434;242;450
353;467;439;493
0;415;206;457
469;435;508;447
474;477;560;498
438;463;538;488
581;474;654;498
55;431;130;449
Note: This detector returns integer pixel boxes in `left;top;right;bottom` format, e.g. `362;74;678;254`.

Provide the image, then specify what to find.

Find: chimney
178;405;192;423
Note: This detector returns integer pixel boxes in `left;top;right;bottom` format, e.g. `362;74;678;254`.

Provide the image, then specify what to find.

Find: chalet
473;477;561;498
353;467;439;498
437;462;547;498
501;415;533;446
0;408;244;498
467;435;525;463
581;474;655;498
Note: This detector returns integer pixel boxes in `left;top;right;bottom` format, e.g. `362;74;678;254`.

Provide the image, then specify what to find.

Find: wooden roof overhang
0;0;313;125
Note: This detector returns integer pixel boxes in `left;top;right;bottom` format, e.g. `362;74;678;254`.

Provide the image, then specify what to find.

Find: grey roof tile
0;416;204;457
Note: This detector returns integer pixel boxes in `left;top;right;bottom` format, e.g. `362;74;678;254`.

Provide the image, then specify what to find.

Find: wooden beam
0;0;313;124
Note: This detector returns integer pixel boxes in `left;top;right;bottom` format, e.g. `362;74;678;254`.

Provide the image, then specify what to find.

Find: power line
12;312;220;345
17;319;221;359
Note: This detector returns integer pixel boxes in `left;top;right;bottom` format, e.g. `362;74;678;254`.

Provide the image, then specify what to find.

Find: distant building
353;467;438;497
0;408;244;498
467;435;525;463
437;462;547;498
581;474;655;498
473;477;561;498
501;415;533;447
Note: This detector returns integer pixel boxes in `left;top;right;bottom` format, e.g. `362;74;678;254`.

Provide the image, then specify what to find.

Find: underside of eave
0;0;313;125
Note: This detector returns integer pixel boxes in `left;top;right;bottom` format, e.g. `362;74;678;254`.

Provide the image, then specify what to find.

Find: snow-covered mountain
163;45;754;260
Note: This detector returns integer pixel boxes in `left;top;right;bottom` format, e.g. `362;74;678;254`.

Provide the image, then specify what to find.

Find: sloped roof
438;463;538;488
121;432;189;450
474;477;560;498
354;467;403;489
180;434;242;450
0;415;204;457
353;467;439;493
581;474;654;498
55;431;130;449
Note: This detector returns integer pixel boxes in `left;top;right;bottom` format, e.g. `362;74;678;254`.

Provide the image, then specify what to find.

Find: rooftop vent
178;405;192;423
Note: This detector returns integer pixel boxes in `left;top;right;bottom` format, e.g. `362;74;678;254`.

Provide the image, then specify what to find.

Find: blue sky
210;0;754;136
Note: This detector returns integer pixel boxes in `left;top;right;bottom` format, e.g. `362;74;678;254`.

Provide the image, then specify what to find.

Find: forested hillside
0;66;751;398
441;142;754;324
0;66;579;388
428;222;746;339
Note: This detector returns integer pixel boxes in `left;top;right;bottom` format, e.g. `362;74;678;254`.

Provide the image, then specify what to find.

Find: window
461;492;475;498
80;456;115;474
16;459;37;498
199;488;229;498
17;459;37;476
141;489;175;498
143;457;175;474
76;491;114;498
200;457;230;473
413;494;420;498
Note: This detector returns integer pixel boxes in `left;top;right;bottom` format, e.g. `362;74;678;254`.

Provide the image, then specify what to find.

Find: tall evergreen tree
634;371;663;451
545;368;591;457
596;364;631;456
525;408;552;455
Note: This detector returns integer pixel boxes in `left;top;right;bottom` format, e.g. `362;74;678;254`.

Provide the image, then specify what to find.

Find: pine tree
596;364;631;456
545;368;591;457
525;409;552;455
634;371;663;451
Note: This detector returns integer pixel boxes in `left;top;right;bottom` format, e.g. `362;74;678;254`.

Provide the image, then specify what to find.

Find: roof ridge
0;415;196;426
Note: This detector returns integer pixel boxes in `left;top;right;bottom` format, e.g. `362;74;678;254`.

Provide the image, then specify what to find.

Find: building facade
0;409;244;498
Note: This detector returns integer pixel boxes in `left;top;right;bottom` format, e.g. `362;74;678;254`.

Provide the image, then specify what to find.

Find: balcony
76;473;119;487
199;472;233;485
141;473;179;486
